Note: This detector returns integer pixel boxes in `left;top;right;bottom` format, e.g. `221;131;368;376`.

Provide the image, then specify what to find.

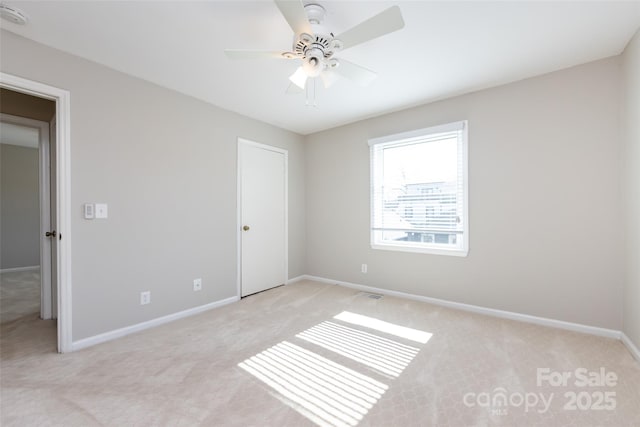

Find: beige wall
622;29;640;349
306;57;624;330
0;143;40;269
0;30;306;340
1;27;633;343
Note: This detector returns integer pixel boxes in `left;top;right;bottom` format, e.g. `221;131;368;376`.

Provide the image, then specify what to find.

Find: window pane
370;121;467;255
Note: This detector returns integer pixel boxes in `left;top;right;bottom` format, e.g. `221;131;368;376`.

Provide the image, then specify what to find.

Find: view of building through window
370;121;468;255
387;181;459;244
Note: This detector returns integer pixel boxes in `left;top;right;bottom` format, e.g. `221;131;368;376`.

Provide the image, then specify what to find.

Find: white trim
371;243;469;257
622;333;640;362
71;296;239;351
237;138;289;298
39;119;52;320
284;149;289;287
0;265;40;273
49;115;58;320
0;72;73;353
461;121;469;255
368;120;466;146
301;275;621;339
236;142;242;299
369;120;469;257
286;275;307;284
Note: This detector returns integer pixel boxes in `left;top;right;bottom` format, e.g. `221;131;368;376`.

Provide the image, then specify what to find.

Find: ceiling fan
224;1;405;92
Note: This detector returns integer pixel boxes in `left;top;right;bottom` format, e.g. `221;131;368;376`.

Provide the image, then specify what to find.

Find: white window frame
369;120;469;257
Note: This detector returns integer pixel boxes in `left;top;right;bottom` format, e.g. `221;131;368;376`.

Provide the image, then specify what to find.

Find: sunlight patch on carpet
333;311;432;344
239;313;432;426
239;341;388;427
297;321;420;377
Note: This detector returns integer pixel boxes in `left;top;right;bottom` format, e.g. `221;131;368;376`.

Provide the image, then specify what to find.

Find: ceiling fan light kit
225;0;405;104
289;66;308;89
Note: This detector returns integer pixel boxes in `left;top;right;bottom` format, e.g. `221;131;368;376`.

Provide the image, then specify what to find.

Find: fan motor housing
292;3;341;61
0;3;28;24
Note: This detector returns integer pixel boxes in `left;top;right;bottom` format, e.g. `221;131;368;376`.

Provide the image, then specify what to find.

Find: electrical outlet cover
140;291;151;305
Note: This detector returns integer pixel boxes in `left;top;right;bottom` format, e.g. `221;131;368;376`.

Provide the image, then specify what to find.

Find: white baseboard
69;275;639;362
301;274;622;340
286;275;307;284
0;265;40;273
71;296;239;351
621;333;640;362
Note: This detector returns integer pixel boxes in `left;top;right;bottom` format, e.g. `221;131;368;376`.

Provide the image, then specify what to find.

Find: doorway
0;113;55;321
237;139;288;297
0;73;72;352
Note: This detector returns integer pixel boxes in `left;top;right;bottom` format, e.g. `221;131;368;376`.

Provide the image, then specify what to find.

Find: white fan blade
335;6;404;51
274;0;312;36
286;83;304;94
320;70;340;89
224;50;291;60
334;59;377;86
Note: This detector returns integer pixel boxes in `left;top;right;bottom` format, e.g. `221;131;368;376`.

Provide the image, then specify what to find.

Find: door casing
0;72;72;353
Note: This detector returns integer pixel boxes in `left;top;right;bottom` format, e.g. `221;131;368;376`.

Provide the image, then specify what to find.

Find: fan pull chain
305;78;318;108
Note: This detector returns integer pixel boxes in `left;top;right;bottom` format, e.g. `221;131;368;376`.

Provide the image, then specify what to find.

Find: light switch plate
83;203;95;219
95;203;108;219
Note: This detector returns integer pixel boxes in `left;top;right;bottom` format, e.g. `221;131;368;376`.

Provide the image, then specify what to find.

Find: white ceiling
2;1;639;135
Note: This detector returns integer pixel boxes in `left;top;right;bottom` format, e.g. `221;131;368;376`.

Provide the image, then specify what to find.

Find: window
369;120;468;256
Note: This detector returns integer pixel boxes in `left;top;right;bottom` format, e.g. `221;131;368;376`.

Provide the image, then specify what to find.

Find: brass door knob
243;225;250;231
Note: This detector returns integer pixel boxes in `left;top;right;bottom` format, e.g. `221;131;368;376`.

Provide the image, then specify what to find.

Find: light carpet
0;269;41;323
1;279;639;426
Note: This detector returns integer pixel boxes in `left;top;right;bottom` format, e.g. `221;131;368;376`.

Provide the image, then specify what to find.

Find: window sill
371;243;469;257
